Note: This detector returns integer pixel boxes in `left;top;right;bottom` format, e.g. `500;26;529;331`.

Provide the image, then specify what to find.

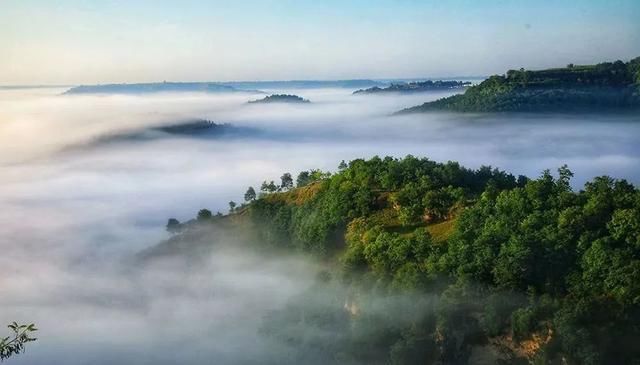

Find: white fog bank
1;87;639;364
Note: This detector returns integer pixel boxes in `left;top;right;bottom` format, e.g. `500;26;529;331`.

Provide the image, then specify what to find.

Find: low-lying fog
1;86;639;364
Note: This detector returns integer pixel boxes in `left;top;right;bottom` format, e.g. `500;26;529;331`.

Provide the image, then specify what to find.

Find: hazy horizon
2;0;639;85
0;77;488;87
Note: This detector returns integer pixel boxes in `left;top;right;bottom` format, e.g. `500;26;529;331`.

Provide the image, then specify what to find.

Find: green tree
229;201;237;213
423;187;462;222
280;173;294;191
244;186;256;202
296;171;311;187
0;322;37;361
394;182;424;226
261;180;278;193
197;208;212;221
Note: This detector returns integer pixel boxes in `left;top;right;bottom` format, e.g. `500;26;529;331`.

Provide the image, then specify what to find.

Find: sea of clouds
1;86;639;364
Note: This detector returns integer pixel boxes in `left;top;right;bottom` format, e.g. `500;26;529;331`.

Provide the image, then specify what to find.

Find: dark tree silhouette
280;173;294;191
197;209;212;221
165;218;181;233
244;186;257;202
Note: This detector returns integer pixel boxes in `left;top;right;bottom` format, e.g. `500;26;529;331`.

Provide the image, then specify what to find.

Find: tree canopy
168;155;640;364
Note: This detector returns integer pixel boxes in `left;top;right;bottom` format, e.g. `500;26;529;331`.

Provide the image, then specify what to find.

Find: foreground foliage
0;323;37;361
171;156;640;364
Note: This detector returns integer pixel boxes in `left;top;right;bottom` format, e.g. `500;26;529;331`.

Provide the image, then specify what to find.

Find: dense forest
157;156;640;364
397;57;640;113
353;80;471;94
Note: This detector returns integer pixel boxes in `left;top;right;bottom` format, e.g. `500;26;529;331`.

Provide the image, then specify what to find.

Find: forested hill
397;57;640;113
80;120;259;148
153;156;640;365
248;94;310;104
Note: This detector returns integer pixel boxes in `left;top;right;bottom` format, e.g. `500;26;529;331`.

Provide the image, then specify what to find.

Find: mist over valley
1;78;639;364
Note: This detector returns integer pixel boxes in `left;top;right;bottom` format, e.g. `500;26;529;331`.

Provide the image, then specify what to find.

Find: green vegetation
164;156;640;364
397;57;640;113
0;322;37;361
153;119;232;135
248;94;310;104
353;80;471;94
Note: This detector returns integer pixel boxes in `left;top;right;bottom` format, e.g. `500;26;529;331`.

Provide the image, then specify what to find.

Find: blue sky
1;0;639;84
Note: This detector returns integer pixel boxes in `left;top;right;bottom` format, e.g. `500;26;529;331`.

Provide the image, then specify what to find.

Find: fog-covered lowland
1;85;640;364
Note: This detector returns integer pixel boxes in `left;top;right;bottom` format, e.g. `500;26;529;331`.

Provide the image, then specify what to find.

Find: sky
1;0;639;85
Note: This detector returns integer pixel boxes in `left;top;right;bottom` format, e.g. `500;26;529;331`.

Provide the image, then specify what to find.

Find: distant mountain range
0;85;72;90
63;82;253;95
59;79;501;95
62;80;387;95
353;80;471;94
224;79;385;90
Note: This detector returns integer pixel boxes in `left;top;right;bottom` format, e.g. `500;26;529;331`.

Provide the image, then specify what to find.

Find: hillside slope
397;57;640;113
150;156;640;365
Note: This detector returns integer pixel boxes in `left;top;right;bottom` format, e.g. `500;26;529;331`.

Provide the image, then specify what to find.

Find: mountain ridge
396;57;640;114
